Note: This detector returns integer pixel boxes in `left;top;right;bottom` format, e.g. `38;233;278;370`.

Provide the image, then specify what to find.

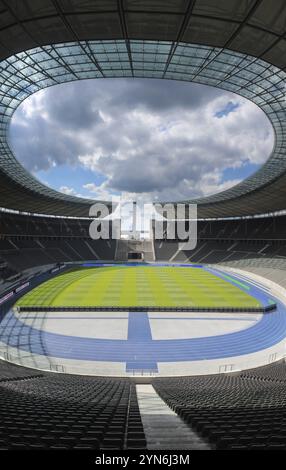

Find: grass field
16;266;260;308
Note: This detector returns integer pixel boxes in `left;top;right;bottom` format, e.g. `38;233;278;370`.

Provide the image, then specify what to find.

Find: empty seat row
0;364;146;450
153;363;286;450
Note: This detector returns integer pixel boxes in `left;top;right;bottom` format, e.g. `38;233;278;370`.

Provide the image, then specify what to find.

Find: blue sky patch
223;163;260;182
215;101;240;118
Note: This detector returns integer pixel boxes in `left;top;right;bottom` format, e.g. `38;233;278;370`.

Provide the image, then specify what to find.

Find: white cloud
10;78;274;201
59;186;78;196
83;182;120;202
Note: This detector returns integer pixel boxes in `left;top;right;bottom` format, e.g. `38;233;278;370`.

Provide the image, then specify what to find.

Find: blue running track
0;266;285;372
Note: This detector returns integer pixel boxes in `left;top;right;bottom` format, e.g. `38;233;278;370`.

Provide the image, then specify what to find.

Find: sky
9;78;274;202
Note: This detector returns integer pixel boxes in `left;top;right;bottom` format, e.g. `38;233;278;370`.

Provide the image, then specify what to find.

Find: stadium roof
0;0;285;218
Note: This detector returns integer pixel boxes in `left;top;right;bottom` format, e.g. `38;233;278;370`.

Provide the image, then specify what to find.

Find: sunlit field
16;266;260;309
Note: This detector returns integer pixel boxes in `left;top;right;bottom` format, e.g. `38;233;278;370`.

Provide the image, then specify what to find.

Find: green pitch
16;266;260;308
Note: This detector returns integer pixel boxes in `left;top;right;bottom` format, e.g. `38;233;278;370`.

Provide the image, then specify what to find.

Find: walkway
136;384;210;450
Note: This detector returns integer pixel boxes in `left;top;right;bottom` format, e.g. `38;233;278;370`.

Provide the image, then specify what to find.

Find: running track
0;266;286;372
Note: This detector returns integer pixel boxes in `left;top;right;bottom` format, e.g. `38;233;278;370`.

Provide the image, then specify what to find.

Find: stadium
0;0;286;454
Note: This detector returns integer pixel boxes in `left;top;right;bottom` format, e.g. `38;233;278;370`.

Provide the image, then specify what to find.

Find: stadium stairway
115;240;129;261
3;358;286;449
153;363;286;450
0;358;210;450
136;384;210;450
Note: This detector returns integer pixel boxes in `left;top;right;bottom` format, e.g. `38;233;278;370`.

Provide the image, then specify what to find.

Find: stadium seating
0;359;44;382
1;211;286;277
2;356;286;450
2;212;286;451
0;361;146;450
0;256;19;283
0;213;117;273
153;361;286;450
240;360;286;383
0;0;286;455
